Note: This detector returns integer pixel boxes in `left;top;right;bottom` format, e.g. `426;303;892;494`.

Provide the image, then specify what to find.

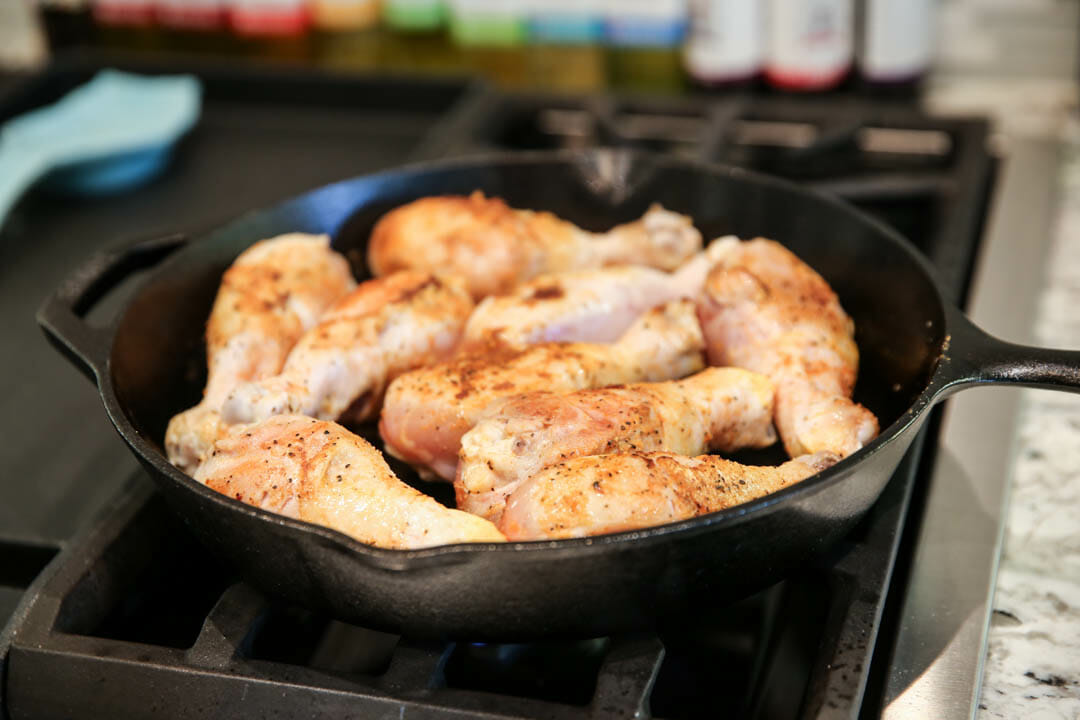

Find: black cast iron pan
38;150;1080;640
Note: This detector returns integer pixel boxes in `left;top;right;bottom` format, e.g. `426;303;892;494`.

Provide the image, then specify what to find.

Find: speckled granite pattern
978;135;1080;718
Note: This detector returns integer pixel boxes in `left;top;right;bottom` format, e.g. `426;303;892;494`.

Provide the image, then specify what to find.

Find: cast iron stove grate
1;455;915;720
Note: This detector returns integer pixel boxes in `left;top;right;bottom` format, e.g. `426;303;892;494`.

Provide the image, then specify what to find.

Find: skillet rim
98;148;952;565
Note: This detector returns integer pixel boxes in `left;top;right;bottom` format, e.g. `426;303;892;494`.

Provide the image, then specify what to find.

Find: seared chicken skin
222;272;472;427
456;367;777;523
195;416;505;549
697;238;878;458
464;236;738;347
368;192;703;299
380;299;706;481
499;451;840;541
165;234;355;474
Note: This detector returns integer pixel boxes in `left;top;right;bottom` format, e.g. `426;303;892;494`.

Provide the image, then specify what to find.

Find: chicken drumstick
379;299;706;482
221;271;473;428
698;238;878;458
456;367;777;523
463;236;738;348
196;415;505;549
165;233;355;473
368;192;702;299
499;450;840;541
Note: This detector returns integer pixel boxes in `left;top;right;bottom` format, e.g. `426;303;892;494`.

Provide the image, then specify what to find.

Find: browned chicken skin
368;192;703;299
165;234;355;474
697;238;879;458
379;299;706;481
221;272;473;427
456;367;777;523
498;451;840;541
195;416;505;549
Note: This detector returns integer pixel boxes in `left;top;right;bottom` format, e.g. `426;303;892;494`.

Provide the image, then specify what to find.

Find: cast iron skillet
38;150;1080;640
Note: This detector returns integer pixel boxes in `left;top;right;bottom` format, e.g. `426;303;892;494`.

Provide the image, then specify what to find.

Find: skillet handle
934;308;1080;397
36;233;188;384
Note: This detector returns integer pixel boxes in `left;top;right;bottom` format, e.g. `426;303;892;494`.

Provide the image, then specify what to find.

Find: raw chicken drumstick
456;367;777;523
697;238;879;458
379;299;706;482
464;236;738;348
165;233;355;474
498;451;840;541
367;192;703;299
196;416;505;549
222;272;473;427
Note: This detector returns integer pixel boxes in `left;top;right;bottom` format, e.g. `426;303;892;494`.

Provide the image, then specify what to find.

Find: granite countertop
976;130;1080;718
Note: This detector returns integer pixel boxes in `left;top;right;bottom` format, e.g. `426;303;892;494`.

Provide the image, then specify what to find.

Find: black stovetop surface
0;52;994;720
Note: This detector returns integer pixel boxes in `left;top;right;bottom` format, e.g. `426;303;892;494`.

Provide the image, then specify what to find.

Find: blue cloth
0;70;202;224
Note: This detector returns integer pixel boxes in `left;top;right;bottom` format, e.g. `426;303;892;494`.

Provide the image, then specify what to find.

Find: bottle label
861;0;931;80
766;0;852;88
684;0;762;81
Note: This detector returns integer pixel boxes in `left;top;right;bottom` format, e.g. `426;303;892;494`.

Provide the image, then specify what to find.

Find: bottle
227;0;309;37
765;0;853;92
92;0;161;52
156;0;224;31
225;0;311;63
603;0;688;93
447;0;526;47
683;0;763;88
92;0;155;27
311;0;381;70
379;1;461;76
156;0;228;56
383;0;443;30
526;0;605;91
312;0;380;30
529;0;603;46
858;0;933;88
447;0;528;87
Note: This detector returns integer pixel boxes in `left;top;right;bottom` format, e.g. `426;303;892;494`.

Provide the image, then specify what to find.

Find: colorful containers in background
64;0;935;93
684;0;932;92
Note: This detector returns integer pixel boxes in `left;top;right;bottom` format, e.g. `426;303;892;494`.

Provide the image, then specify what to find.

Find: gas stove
0;53;1054;719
